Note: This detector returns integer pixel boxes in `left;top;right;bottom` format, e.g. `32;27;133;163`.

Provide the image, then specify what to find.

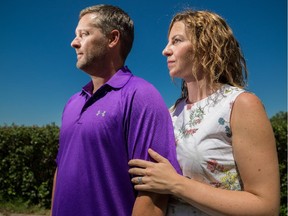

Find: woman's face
162;21;194;80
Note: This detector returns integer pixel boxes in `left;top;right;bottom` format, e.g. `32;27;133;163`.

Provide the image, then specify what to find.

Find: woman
128;10;280;215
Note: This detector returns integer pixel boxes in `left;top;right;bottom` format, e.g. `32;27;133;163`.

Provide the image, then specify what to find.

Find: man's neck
83;58;124;93
90;72;114;94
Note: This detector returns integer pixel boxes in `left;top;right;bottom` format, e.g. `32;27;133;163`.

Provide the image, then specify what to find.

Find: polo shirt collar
106;66;132;89
82;66;132;96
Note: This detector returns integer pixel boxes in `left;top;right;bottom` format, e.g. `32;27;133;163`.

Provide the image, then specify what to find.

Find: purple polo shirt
52;66;181;216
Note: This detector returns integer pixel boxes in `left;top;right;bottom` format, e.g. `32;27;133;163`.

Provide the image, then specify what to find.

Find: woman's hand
128;148;180;194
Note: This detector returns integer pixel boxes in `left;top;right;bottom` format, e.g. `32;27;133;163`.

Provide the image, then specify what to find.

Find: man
51;4;181;216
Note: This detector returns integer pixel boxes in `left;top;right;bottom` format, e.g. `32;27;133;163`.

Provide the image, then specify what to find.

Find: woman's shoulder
234;92;263;109
232;91;267;121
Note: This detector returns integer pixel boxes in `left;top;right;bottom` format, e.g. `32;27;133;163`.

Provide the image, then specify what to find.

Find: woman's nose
162;45;172;56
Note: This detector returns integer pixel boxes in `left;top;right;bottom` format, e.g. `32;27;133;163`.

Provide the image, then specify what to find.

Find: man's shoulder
125;75;157;92
129;75;151;84
121;75;167;109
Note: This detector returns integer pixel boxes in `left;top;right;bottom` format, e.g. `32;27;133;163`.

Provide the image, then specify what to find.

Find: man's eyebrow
74;28;89;34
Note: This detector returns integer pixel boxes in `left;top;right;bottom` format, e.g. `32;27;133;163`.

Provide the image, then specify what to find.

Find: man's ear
108;30;120;48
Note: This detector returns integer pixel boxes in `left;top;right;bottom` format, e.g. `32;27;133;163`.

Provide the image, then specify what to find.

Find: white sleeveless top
167;85;245;215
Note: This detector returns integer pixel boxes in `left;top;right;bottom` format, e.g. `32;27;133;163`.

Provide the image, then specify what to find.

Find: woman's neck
185;80;221;104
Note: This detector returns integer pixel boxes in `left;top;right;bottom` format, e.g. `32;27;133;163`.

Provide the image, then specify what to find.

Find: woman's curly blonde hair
170;10;248;107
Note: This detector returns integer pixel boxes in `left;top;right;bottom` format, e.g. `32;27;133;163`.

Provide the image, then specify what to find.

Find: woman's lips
167;60;175;68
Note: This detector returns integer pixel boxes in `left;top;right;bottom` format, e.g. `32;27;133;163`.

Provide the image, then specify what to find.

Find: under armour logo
96;110;106;117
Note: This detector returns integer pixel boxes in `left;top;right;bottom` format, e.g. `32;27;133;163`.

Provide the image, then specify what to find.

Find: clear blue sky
0;0;287;126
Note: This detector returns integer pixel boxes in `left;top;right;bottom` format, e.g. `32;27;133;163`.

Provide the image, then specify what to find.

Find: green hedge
270;112;287;216
0;124;59;208
0;112;287;214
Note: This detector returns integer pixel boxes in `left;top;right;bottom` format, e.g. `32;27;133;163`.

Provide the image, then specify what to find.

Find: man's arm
124;81;179;215
50;168;57;216
132;192;169;216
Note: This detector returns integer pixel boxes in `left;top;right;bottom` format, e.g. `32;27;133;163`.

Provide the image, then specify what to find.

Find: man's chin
76;63;93;74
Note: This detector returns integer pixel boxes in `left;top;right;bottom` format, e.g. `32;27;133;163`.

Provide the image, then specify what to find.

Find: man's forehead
77;15;94;26
80;13;99;22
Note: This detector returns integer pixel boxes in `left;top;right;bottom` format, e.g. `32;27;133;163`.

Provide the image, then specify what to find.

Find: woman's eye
172;38;181;44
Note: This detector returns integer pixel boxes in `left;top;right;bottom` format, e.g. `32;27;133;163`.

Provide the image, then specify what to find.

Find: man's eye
80;32;89;37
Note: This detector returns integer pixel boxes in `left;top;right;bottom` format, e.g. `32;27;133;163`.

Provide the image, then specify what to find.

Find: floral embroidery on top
219;171;241;190
188;106;205;127
207;160;225;173
177;106;204;139
209;170;240;190
224;88;233;94
218;117;232;138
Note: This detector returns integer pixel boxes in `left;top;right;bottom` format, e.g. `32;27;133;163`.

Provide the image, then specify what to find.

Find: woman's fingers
128;148;169;168
128;167;146;176
131;176;145;185
128;158;152;168
148;148;168;163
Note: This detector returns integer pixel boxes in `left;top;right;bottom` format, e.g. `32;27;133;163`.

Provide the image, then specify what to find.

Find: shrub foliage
0;112;287;214
270;111;287;216
0;124;59;208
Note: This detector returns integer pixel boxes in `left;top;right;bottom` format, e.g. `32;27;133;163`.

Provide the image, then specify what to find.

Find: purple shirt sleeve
123;77;181;174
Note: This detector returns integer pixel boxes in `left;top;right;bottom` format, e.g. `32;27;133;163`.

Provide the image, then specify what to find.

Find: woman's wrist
169;174;187;196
